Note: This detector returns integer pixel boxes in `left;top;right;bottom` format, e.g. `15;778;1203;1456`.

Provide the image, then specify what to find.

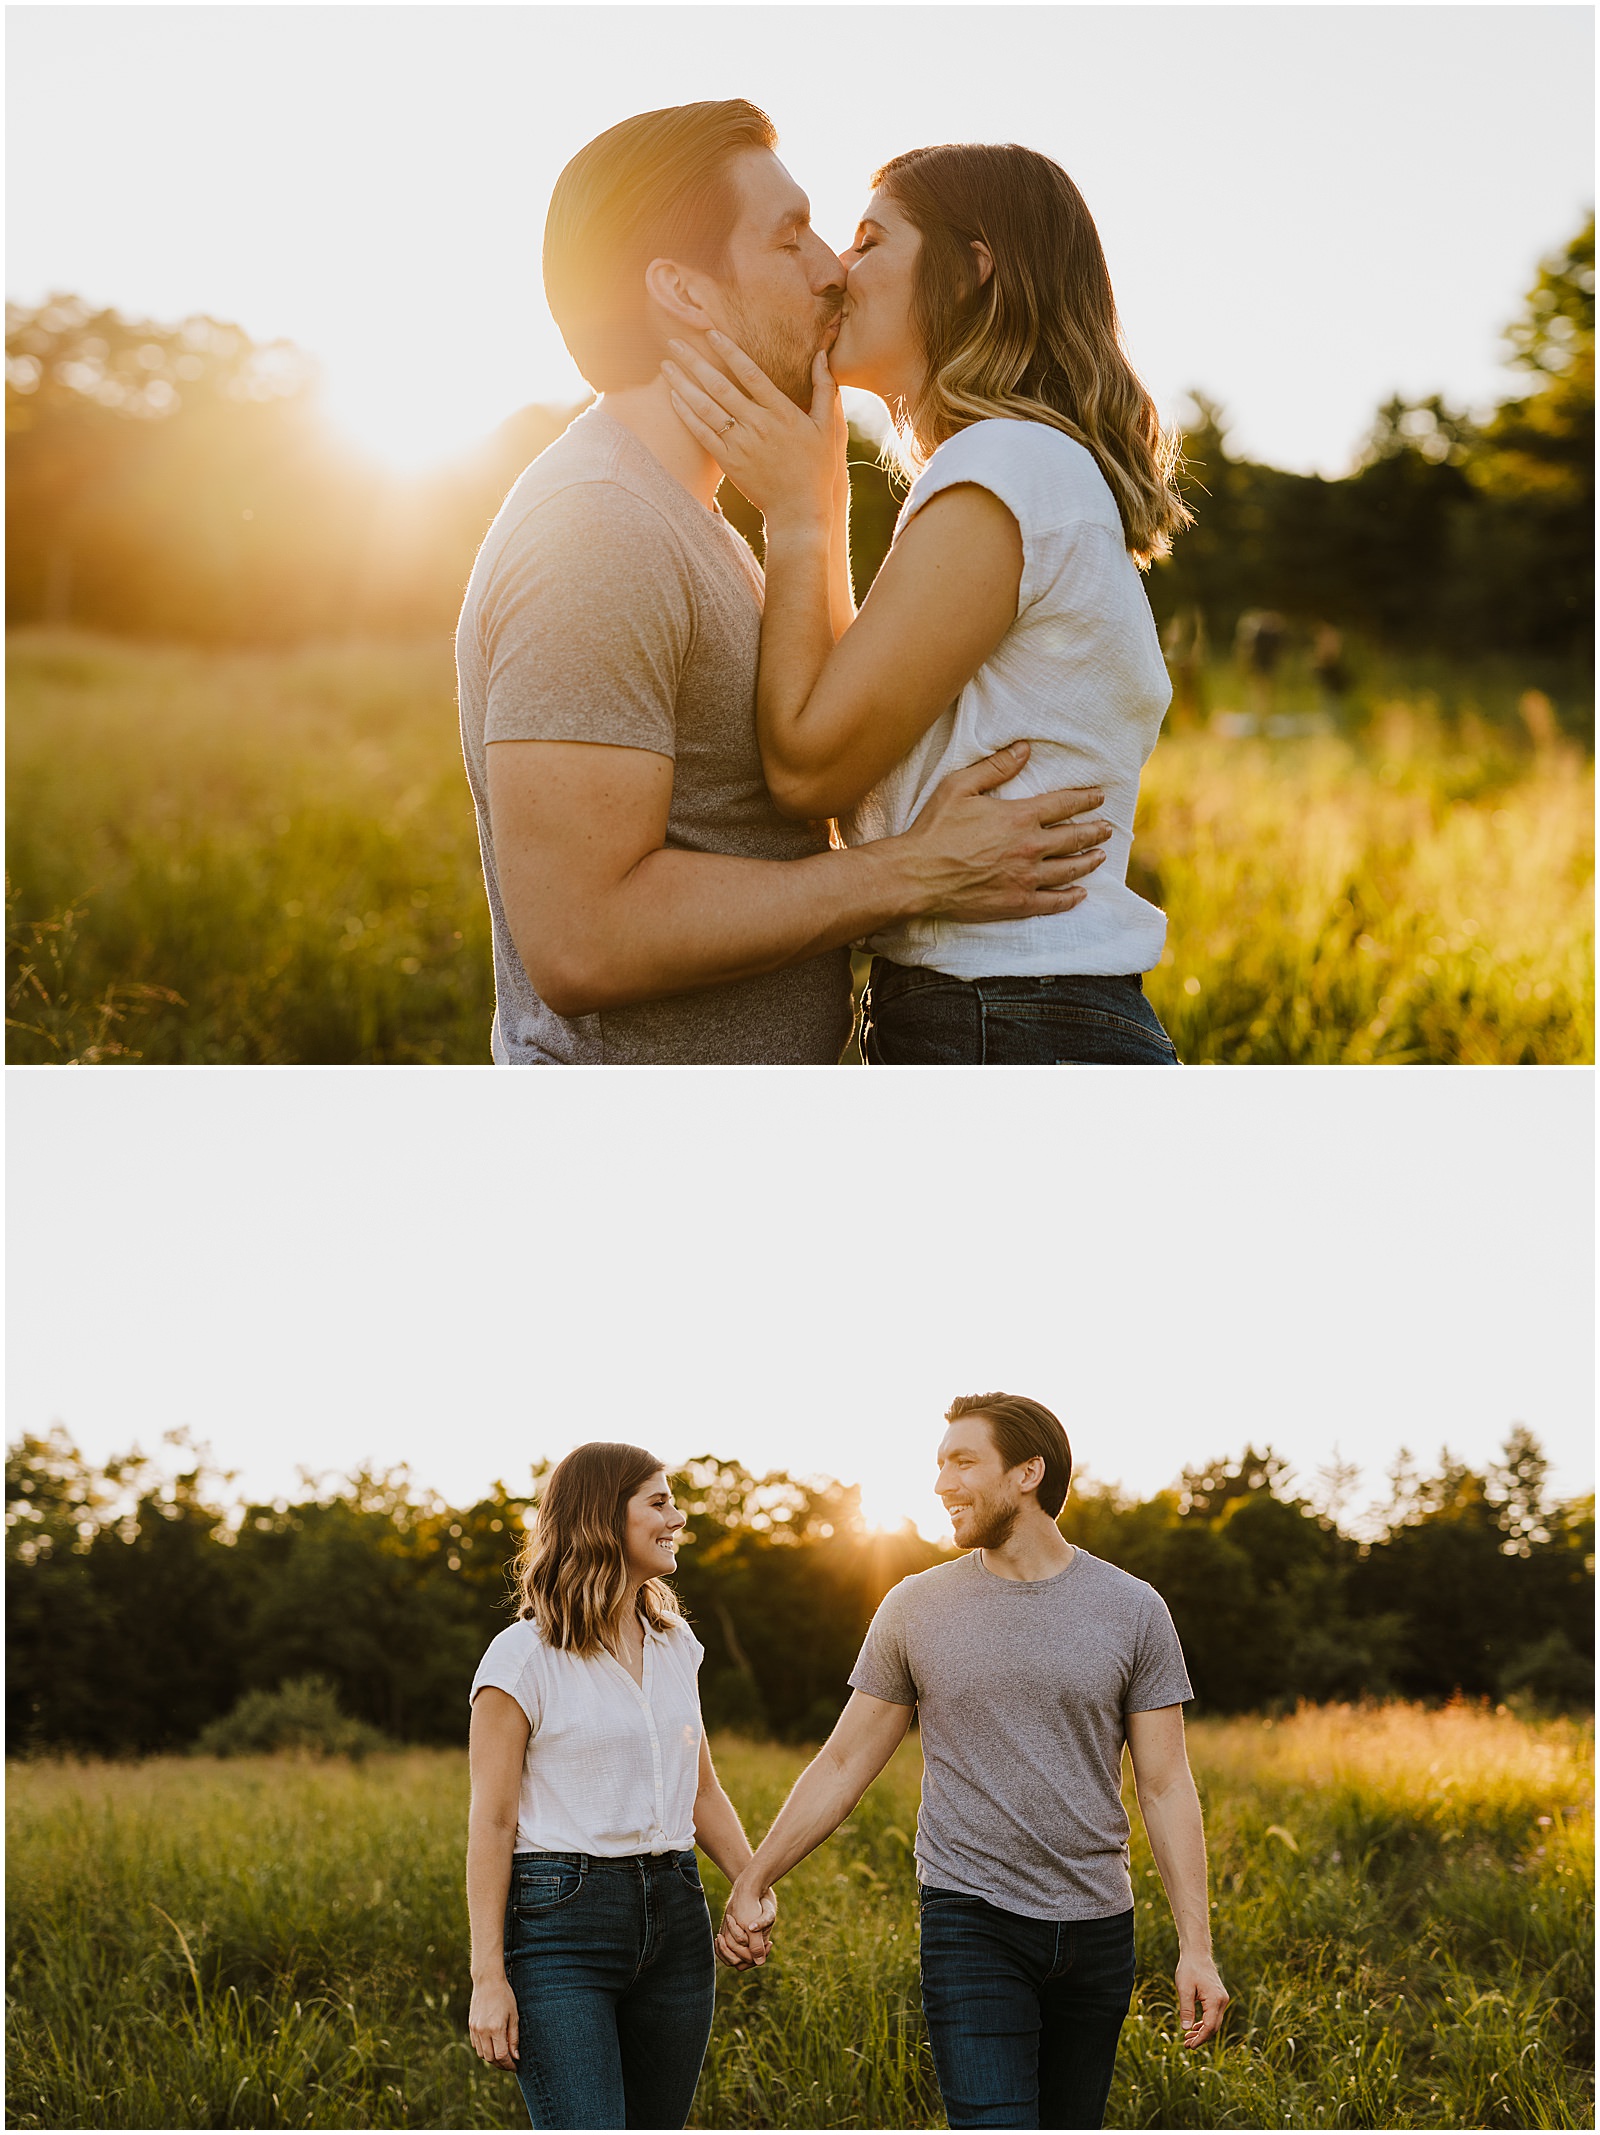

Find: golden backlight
323;374;516;479
855;1465;946;1544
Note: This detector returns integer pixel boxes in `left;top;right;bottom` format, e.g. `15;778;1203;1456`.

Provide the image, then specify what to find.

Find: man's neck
978;1519;1076;1584
598;377;723;512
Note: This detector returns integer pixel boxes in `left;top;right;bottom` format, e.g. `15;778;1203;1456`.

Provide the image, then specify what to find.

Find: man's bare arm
488;738;1109;1018
1126;1705;1230;2048
716;1691;914;1964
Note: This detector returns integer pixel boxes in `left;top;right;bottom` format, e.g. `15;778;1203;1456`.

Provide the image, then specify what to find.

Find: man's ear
1019;1454;1045;1499
643;256;716;335
970;238;995;290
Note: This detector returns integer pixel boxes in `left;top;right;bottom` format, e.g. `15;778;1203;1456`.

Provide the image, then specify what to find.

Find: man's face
699;149;846;406
935;1416;1034;1552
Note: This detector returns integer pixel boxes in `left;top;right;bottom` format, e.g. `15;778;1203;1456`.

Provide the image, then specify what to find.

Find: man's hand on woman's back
897;743;1111;922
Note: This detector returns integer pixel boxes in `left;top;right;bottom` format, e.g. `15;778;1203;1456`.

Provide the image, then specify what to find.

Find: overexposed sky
8;1069;1593;1539
6;5;1594;473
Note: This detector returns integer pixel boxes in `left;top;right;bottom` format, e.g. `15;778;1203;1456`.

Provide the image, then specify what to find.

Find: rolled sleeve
470;1628;542;1732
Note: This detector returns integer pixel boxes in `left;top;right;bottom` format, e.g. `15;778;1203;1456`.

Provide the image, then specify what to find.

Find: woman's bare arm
691;1731;777;1968
465;1688;530;2071
757;484;1023;818
692;1730;759;1885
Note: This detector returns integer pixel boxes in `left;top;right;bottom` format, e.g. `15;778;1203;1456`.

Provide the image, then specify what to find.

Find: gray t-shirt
849;1548;1193;1920
456;405;853;1064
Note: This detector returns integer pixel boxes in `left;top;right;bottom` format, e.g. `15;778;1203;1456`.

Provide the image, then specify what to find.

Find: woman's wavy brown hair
514;1442;681;1657
872;142;1191;567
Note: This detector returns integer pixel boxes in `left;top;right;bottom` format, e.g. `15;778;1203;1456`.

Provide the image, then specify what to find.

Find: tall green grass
5;1706;1591;2128
6;635;492;1063
5;631;1592;1063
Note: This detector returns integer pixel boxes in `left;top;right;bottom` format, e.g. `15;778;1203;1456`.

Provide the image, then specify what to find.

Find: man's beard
723;294;844;409
962;1494;1018;1553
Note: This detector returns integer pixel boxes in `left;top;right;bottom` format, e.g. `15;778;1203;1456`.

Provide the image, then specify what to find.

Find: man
457;101;1112;1063
720;1393;1229;2129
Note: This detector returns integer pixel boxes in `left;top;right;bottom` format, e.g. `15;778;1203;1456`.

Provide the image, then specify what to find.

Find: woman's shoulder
471;1618;553;1717
915;419;1116;525
478;1617;547;1672
655;1611;705;1663
928;416;1096;472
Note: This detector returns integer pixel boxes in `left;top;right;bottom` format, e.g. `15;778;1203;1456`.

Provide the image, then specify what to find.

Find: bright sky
6;5;1594;474
8;1071;1593;1541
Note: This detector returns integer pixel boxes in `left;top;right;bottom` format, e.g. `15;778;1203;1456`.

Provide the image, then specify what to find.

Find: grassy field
5;1705;1592;2129
5;630;1593;1064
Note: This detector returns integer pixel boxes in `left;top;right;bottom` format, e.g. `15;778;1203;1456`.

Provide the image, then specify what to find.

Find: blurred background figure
1235;609;1289;722
1310;622;1351;727
1162;604;1210;729
1518;688;1559;752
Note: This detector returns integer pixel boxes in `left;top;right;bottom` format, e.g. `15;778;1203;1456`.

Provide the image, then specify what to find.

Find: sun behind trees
4;295;577;645
5;1429;1591;1759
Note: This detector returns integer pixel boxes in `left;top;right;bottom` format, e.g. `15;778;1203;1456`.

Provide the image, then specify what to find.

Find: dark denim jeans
503;1849;715;2130
861;960;1179;1065
919;1888;1136;2129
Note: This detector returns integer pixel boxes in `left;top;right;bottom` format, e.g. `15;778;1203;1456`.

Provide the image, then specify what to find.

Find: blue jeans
862;960;1178;1065
502;1849;715;2130
919;1888;1136;2128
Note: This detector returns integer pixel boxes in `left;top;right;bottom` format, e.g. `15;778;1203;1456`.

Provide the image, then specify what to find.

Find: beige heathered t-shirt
457;405;853;1064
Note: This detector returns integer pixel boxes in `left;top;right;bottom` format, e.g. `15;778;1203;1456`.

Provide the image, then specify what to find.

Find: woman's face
622;1470;686;1585
832;186;926;403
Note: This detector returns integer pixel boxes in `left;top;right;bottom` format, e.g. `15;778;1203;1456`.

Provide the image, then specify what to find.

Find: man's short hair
945;1392;1073;1519
544;99;778;390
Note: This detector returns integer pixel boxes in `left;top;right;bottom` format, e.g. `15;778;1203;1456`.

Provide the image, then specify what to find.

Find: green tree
232;1467;516;1741
1460;214;1595;650
5;1427;245;1753
6;1430;1590;1755
1351;1427;1593;1703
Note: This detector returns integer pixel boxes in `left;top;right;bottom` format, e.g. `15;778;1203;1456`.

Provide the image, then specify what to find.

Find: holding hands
662;334;846;540
715;1874;779;1970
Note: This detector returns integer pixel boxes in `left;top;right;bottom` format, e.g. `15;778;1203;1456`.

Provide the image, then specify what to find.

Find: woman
465;1442;772;2129
662;143;1191;1064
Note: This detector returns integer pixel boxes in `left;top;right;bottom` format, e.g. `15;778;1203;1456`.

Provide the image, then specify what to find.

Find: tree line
6;1424;1590;1758
6;216;1592;673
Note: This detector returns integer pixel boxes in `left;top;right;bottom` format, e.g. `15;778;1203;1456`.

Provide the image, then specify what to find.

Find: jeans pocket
674;1857;705;1893
513;1866;585;1915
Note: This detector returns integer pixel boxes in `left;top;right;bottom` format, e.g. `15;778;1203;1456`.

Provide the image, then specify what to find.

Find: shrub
193;1675;392;1761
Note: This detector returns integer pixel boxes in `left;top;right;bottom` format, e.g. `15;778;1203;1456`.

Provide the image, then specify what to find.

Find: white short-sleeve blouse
846;418;1173;979
470;1615;705;1855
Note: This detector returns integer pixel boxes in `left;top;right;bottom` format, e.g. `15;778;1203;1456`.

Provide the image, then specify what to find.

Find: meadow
4;1704;1592;2130
5;631;1593;1065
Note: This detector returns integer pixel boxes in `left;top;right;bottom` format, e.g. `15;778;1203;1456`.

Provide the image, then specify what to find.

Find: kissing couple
458;100;1189;1067
465;1404;1228;2129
